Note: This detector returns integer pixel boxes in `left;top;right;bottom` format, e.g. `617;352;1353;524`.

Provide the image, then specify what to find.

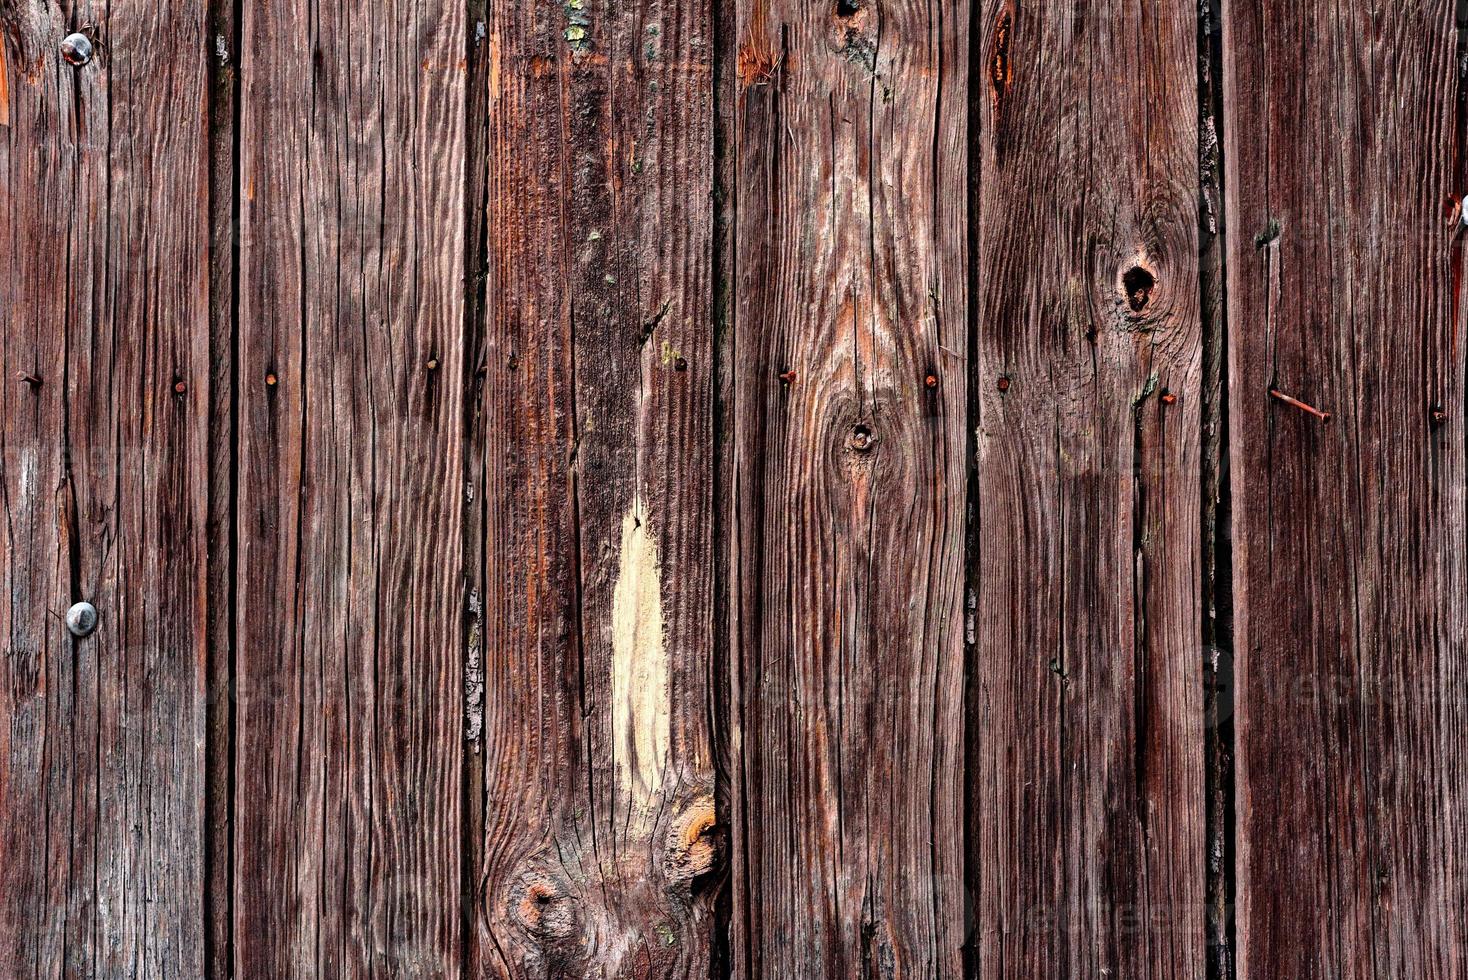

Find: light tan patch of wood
611;497;669;819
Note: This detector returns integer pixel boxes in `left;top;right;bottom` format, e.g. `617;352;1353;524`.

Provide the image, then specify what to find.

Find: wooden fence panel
1222;3;1468;976
232;0;466;974
467;0;717;975
970;0;1206;976
6;1;1468;977
726;1;970;975
0;5;211;976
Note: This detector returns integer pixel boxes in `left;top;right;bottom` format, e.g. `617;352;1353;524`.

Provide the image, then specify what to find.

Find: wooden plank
970;1;1205;976
726;1;969;974
0;4;211;976
232;0;466;974
1222;3;1468;976
467;0;718;974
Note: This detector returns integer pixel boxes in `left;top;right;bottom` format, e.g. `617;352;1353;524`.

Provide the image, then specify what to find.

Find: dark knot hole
1123;266;1156;312
1121;265;1156;312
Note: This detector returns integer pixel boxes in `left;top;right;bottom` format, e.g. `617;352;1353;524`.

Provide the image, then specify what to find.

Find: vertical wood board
233;0;467;973
727;0;971;974
0;3;211;975
1223;2;1468;975
468;0;718;975
970;0;1206;975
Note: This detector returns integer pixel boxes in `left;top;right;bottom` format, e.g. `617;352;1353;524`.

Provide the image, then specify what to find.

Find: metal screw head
61;33;93;66
65;601;98;637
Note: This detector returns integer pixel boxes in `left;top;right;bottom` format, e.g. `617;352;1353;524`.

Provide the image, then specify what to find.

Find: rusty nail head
66;601;98;637
1431;404;1448;426
924;373;938;389
1161;390;1177;405
61;33;93;66
996;376;1011;392
427;358;439;371
265;372;278;387
779;369;797;385
174;380;187;394
17;372;42;387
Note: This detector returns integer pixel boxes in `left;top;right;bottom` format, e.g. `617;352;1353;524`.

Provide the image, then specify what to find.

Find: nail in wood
1269;388;1330;422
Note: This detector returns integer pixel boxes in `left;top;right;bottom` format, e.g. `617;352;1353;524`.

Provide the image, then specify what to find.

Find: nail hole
835;0;860;16
1123;267;1155;312
674;356;688;372
848;424;874;452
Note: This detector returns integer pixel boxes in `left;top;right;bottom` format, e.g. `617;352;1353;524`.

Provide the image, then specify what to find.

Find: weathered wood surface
4;1;1468;977
971;0;1206;975
467;0;718;975
232;0;466;974
726;0;970;975
1223;2;1468;976
0;4;211;977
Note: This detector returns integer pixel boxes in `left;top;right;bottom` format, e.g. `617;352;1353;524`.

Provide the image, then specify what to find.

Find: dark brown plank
726;1;970;974
1222;3;1468;976
970;1;1205;976
233;0;467;973
467;0;717;975
0;4;211;976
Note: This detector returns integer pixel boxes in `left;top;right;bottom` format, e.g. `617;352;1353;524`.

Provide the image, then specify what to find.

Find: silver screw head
60;33;93;66
65;602;98;637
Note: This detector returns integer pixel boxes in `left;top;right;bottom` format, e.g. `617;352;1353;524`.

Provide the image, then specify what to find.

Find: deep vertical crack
1198;0;1236;975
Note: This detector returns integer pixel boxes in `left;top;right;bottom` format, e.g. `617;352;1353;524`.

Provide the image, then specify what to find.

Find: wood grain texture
467;0;717;975
970;1;1205;976
0;3;211;976
1222;2;1468;976
233;0;466;974
726;0;970;975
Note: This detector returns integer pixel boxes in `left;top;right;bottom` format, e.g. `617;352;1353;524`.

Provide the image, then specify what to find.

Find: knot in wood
664;795;720;884
1122;265;1156;313
509;871;580;942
